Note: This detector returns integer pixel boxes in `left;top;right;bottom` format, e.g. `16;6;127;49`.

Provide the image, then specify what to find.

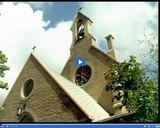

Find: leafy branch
105;56;158;122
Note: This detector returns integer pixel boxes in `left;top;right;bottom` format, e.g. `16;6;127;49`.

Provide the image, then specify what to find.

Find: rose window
75;66;92;86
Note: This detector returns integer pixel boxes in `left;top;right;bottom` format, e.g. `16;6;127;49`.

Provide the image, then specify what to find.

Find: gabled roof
31;53;110;122
77;11;93;23
70;11;93;30
91;45;120;64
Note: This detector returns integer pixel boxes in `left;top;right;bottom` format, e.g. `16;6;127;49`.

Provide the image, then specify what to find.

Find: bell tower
61;8;126;115
70;8;96;55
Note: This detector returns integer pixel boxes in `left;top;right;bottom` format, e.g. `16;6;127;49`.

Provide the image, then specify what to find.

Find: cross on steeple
78;7;83;13
32;45;36;53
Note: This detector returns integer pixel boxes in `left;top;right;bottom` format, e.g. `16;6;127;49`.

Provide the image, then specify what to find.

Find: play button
75;58;86;66
79;60;82;64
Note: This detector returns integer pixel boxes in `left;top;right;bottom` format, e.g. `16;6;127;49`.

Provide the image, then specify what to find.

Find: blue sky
44;2;79;27
0;2;158;104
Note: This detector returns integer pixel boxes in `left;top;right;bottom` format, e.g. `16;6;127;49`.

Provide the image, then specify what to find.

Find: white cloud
34;20;72;73
0;2;72;104
0;2;158;105
80;2;158;62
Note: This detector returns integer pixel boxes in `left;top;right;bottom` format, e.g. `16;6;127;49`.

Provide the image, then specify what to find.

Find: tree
0;50;10;110
105;55;158;122
135;26;158;82
105;25;158;122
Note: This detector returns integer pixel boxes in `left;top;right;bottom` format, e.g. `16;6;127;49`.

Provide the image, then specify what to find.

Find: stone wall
0;54;88;122
61;36;117;115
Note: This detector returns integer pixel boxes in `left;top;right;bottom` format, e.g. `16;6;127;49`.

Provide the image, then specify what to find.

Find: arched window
20;114;34;122
77;19;84;40
19;108;38;122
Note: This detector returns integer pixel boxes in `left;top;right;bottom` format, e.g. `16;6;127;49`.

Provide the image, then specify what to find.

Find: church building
0;9;131;122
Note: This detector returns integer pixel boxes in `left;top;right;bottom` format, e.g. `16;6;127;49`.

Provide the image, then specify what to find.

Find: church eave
94;112;135;122
91;45;120;64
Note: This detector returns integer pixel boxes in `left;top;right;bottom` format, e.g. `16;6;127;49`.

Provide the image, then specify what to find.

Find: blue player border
1;124;160;128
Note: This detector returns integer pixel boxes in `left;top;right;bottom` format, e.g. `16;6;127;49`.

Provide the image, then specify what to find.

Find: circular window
23;79;34;97
75;66;92;86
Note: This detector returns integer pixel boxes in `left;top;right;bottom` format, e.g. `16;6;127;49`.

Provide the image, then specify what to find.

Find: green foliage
0;50;10;90
105;56;158;122
0;105;4;110
135;28;158;82
0;50;10;110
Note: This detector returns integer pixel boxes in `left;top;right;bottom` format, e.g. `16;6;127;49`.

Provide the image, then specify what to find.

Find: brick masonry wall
0;54;88;122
